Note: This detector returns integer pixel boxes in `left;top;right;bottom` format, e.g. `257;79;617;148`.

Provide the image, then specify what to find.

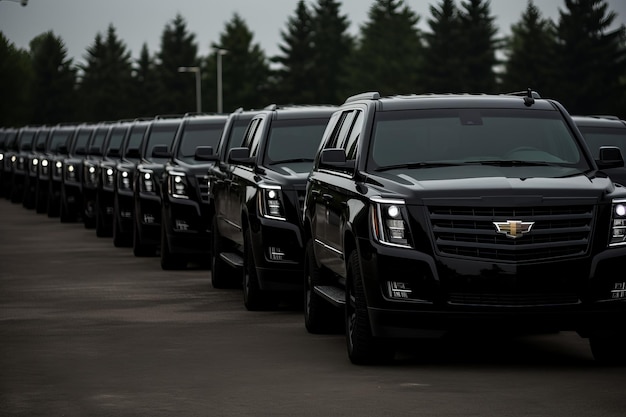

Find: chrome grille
196;175;210;203
429;205;594;262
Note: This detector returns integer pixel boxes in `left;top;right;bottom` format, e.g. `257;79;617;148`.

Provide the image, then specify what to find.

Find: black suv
60;123;95;221
303;91;626;365
160;113;228;270
95;120;132;237
81;122;113;229
35;124;75;214
573;115;626;186
23;125;51;210
132;115;184;257
113;118;153;248
211;105;335;310
1;127;18;198
10;126;38;204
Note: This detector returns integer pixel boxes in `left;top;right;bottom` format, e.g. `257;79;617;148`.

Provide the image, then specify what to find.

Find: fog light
143;214;155;224
269;246;285;261
387;281;412;299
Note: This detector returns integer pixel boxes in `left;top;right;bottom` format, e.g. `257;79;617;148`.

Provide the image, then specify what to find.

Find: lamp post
177;66;201;113
213;48;228;113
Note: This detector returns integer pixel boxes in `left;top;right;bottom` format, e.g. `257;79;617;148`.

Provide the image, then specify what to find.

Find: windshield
264;118;328;165
177;122;224;163
72;129;92;153
19;131;35;149
124;125;147;159
106;128;126;154
49;130;73;152
368;109;587;173
144;124;179;160
577;126;626;159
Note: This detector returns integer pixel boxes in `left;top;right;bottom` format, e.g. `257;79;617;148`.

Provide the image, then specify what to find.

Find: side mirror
75;146;86;156
152;145;171;158
228;147;254;165
57;144;68;154
195;146;218;161
21;143;32;152
107;148;120;158
320;148;355;170
597;146;625;170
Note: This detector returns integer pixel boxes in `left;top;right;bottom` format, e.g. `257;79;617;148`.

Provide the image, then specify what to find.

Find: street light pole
177;66;201;113
214;48;228;113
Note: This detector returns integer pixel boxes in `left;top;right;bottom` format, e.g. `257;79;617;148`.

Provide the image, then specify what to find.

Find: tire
304;239;342;334
589;335;626;366
243;232;275;311
345;251;395;365
160;218;186;270
132;219;155;257
211;216;232;289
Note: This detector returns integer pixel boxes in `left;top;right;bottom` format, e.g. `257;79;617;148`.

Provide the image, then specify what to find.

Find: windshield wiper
269;158;314;165
466;160;556;167
375;162;463;171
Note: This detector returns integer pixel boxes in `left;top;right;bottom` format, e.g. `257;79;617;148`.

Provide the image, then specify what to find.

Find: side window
325;111;354;149
249;117;267;158
344;110;363;160
242;119;261;149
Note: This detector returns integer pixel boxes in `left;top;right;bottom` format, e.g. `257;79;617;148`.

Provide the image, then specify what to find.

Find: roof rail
344;92;380;104
155;114;184;120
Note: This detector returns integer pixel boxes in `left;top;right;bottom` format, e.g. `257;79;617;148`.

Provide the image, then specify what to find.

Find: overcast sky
1;0;625;66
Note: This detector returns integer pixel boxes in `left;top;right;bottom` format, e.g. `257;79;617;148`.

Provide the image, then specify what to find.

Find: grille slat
429;205;594;262
196;175;210;203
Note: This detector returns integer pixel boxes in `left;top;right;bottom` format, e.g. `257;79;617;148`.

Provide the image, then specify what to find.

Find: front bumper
163;197;212;254
356;237;626;339
249;217;305;292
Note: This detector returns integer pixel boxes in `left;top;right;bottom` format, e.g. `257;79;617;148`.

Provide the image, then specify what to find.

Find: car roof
572;115;626;128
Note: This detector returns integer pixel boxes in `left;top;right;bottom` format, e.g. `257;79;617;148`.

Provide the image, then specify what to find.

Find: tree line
1;0;625;127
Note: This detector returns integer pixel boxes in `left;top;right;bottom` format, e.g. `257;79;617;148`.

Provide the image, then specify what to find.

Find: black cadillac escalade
303;91;626;365
210;104;335;310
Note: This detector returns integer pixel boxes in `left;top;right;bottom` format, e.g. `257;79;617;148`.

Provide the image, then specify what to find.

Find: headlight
609;199;626;246
83;163;98;185
65;164;77;181
102;167;115;187
139;168;155;193
0;154;4;161
370;197;413;248
167;171;189;199
258;184;286;220
117;170;132;191
55;161;63;177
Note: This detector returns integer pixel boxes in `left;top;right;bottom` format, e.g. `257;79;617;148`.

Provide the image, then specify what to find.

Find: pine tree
270;0;317;104
349;0;422;96
155;14;199;114
78;24;134;121
421;0;465;93
0;32;33;126
133;43;159;117
29;31;77;124
205;13;271;112
552;0;626;117
501;1;557;96
310;0;354;104
457;0;500;92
